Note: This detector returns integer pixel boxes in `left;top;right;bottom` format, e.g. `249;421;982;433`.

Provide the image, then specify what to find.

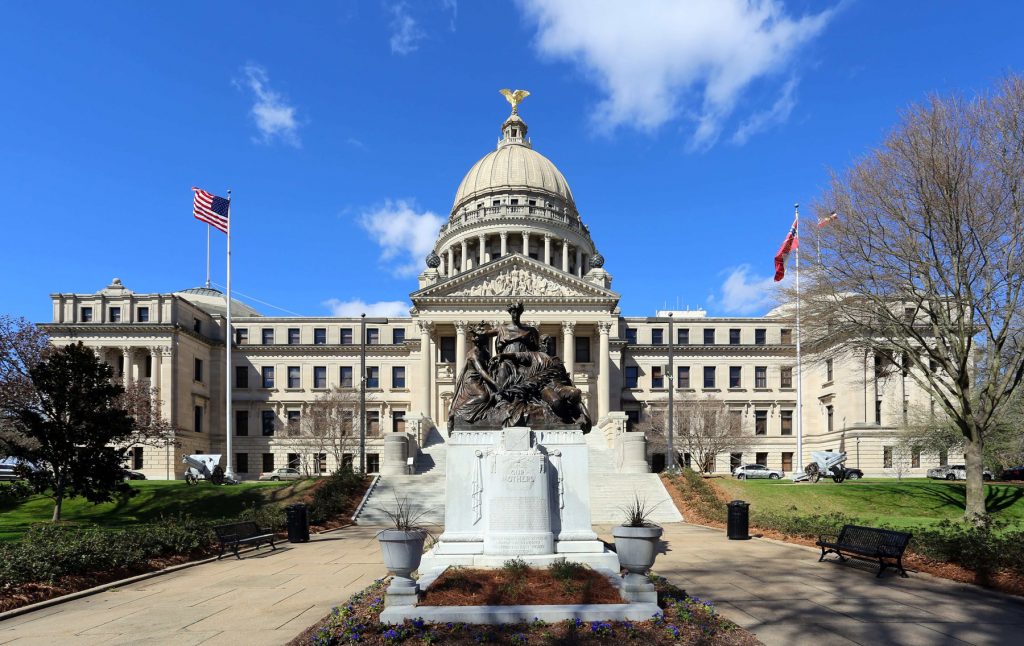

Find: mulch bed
419;566;622;606
289;577;762;645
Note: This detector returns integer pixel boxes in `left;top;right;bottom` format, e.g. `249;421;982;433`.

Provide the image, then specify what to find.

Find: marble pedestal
419;427;619;573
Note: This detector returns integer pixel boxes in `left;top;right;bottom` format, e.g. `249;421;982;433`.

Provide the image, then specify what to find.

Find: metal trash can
285;503;310;543
727;500;750;540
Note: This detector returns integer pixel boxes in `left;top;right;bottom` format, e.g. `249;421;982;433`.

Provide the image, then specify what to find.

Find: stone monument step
588;474;683;524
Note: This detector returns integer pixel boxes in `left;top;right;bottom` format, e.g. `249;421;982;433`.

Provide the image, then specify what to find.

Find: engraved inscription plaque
482;430;554;556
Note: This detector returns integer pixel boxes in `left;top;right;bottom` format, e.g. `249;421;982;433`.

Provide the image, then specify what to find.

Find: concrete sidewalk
608;523;1024;646
0;528;386;646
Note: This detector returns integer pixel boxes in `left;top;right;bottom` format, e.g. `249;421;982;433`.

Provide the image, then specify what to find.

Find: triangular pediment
411;254;619;306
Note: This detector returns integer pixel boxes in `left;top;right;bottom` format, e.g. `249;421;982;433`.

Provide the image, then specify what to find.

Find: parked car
843;468;864;480
0;463;21;482
121;469;146;481
733;464;784;480
926;464;993;481
999;466;1024;480
258;467;301;481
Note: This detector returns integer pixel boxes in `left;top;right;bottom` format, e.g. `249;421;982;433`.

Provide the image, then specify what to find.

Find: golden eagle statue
499;88;530;113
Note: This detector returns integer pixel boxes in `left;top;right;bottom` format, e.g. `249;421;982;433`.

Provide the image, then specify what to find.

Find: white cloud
441;0;458;31
731;76;798;145
238;64;300;146
358;199;445;277
389;3;424;55
717;264;789;315
322;298;411;318
517;0;834;149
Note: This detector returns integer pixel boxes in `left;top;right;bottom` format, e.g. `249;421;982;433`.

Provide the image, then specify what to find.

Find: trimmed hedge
307;468;365;525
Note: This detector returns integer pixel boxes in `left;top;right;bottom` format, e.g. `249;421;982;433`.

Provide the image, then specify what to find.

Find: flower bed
420;561;621;606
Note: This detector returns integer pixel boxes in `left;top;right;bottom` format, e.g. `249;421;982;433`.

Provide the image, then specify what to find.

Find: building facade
42;104;941;480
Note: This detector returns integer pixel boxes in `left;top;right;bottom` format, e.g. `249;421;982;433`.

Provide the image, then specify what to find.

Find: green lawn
0;480;317;542
713;477;1024;530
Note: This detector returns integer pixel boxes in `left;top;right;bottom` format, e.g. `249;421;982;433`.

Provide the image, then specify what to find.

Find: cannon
792;451;849;483
181;454;234;485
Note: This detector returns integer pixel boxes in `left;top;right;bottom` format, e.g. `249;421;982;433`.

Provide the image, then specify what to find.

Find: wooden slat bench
213;521;277;560
816;524;912;578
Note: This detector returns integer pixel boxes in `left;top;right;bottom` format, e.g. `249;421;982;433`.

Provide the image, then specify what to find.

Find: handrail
351;474;381;524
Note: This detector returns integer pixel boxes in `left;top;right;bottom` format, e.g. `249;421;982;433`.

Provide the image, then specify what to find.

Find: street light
667;312;675;472
360;314;389;474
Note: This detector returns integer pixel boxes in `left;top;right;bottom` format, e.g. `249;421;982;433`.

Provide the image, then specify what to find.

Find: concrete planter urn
612;524;663;603
378;528;427;607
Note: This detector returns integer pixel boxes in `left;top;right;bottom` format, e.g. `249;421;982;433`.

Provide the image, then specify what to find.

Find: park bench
212;521;277;559
816;524;912;578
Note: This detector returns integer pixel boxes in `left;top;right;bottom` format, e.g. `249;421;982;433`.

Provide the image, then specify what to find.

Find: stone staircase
354;429;682;527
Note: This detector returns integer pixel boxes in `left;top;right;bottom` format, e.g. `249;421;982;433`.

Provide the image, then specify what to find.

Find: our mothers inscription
483;433;554;555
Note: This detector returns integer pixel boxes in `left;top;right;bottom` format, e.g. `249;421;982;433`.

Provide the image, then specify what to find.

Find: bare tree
886;443;915;482
116;381;181;450
303;387;365;474
643;395;746;474
0;316;49;455
800;75;1024;517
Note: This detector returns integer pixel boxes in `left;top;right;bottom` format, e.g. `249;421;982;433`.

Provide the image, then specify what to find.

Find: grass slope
0;480;316;542
714;477;1024;529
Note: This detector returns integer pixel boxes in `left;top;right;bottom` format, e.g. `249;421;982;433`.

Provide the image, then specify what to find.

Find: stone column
521;231;530;256
417;321;434;416
576;248;583;277
445;248;453;277
461;240;470;270
500;232;508;257
597;322;612;419
478;234;486;265
544;234;552;266
454;321;467;372
122;346;133;386
150;347;162;412
562;321;575;378
562;240;570;272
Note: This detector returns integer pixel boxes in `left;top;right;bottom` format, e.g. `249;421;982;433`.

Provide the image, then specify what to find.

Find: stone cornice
41;323;219;346
623;344;797;357
237;342;415;356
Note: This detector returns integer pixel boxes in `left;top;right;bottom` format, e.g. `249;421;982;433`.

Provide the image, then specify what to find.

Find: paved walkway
3;524;1024;645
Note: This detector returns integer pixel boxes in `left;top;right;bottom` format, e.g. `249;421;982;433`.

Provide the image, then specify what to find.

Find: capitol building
42;101;939;484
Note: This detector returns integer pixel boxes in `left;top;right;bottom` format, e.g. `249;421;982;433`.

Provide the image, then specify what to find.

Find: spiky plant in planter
375;495;433;605
612;494;665;602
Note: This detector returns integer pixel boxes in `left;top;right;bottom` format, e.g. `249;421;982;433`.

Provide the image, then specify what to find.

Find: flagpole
794;203;804;474
224;190;234;481
205;224;211;289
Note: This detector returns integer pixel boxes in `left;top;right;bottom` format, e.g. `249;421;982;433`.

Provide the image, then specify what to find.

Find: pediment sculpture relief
450;267;576;297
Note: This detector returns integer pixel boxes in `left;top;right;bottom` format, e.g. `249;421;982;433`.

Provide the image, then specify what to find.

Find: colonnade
441;232;588;278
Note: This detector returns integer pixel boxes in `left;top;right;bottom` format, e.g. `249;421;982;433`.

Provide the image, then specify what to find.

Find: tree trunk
963;434;987;518
51;493;63;522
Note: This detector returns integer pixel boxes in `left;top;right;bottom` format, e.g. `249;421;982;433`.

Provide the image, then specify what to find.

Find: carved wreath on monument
447;302;592;433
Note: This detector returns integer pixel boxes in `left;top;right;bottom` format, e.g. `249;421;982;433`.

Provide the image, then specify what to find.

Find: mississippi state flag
192;187;230;233
773;215;799;282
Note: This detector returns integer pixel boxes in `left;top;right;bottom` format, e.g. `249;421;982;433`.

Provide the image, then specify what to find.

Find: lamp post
667;312;675;471
359;314;389;474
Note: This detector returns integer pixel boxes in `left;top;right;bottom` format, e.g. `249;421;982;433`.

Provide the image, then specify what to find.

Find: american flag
192;187;229;233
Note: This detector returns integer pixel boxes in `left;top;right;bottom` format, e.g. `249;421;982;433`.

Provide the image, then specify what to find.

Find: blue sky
3;1;1023;322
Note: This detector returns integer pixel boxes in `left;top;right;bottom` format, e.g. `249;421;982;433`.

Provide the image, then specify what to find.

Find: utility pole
667;312;675;471
359;314;366;474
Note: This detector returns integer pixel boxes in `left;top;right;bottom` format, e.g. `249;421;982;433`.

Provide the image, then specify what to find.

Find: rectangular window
911;447;921;468
193;318;201;333
651;329;664;345
235;453;249;474
137;307;149;322
235;410;249;436
678;366;690;388
109;307;121;322
575;336;591;363
193;358;203;382
132;446;144;470
625;410;640;431
340;328;353;345
703;366;716;388
288;453;301;469
825;358;834;382
703;328;715;345
393;411;406;433
314;453;327;474
754;328;766;345
261;366;275;389
366;453;380;473
754;366;767;388
235;365;248;389
756;452;768;467
729;366;741;388
730;453;743;471
755;410;767;435
81;306;93;322
288;328;300;345
781;367;793;389
314;328;327;345
677;328;689;344
939;449;948;466
262;328;274;345
729;328;740;345
440;336;456;363
262;411;275;436
262;453;275;472
194;405;203;433
287;366;300;389
875;399;883;425
392;366;406;388
780;328;793;344
236;328;249;345
313;366;327;389
651;366;664;389
904;306;916;323
827;405;834;432
366;366;380;388
287;410;301;436
625;328;637;344
393;328;406;344
782;452;793;472
625;366;639;388
340;366;353;388
341;453;353;470
144;355;152;378
366;328;380;345
781;410;793;436
883;446;893;469
367;411;381;434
